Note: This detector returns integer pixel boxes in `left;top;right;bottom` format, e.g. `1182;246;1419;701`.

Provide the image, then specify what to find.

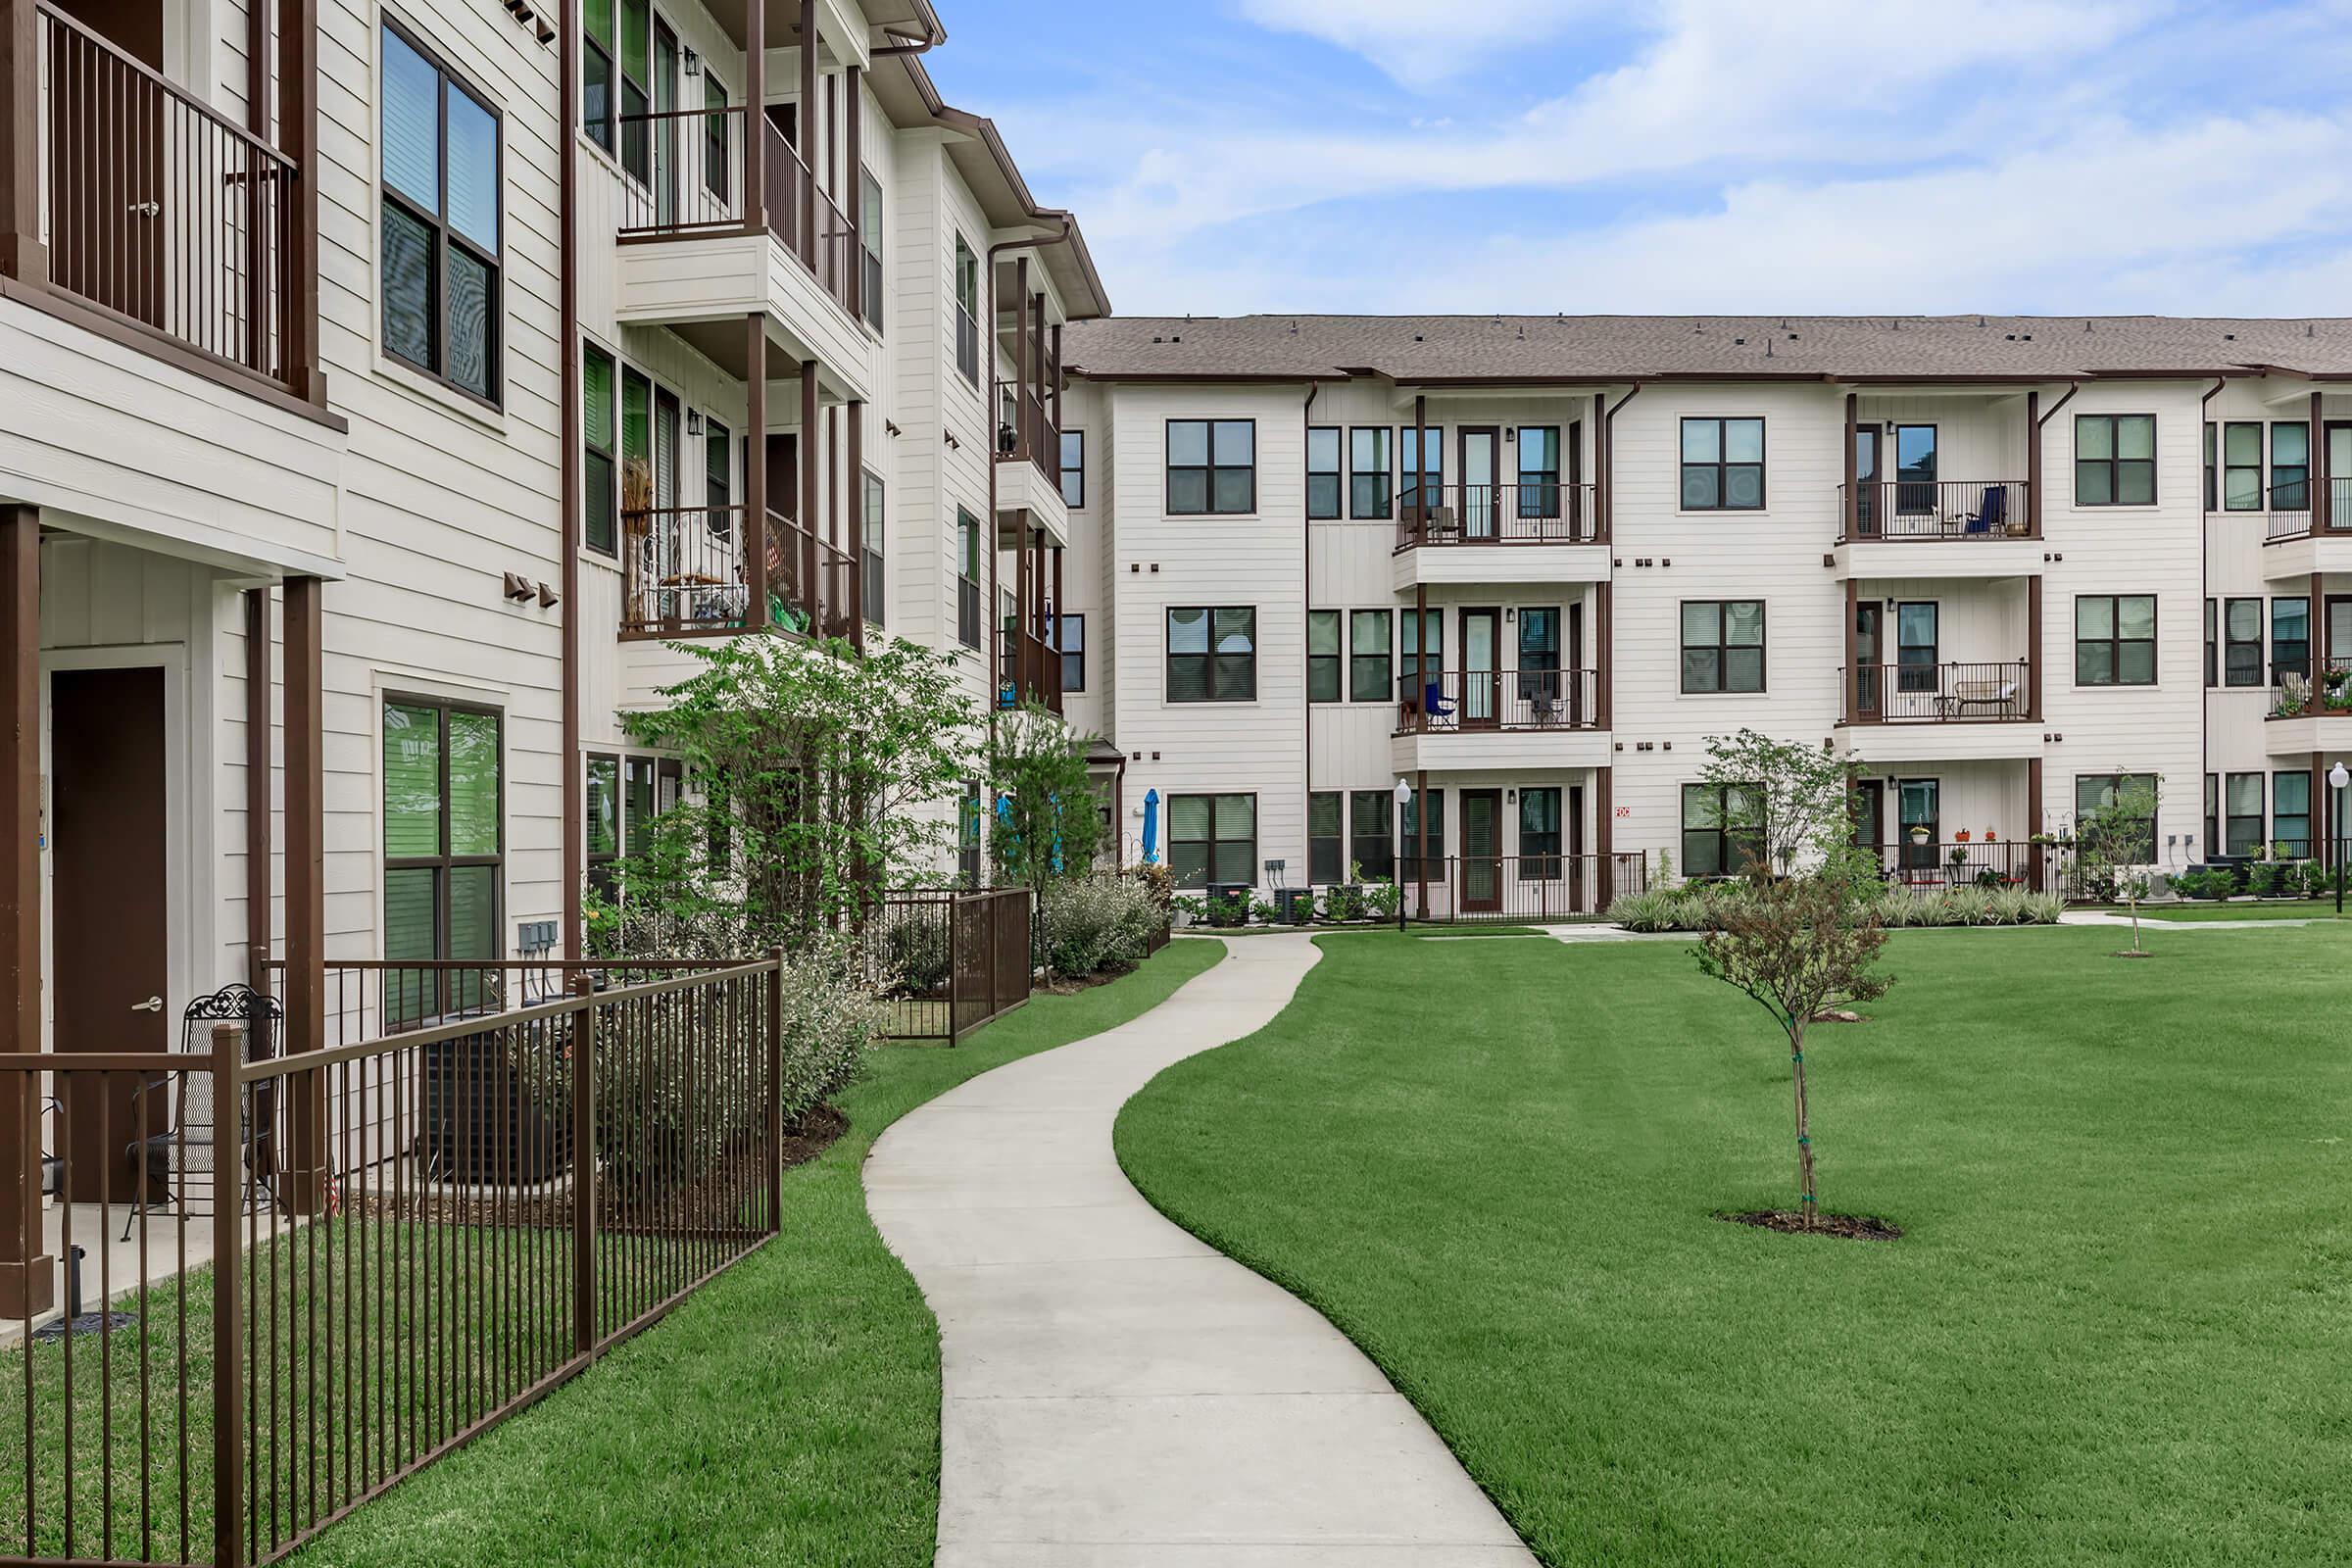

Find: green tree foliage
985;704;1104;894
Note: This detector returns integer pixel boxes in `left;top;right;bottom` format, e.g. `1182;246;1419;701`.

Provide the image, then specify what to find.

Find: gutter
1301;379;1319;883
2197;374;2228;854
560;0;582;961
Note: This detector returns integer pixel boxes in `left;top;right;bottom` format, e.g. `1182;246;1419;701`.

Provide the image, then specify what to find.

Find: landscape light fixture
2332;762;2349;914
1393;779;1414;934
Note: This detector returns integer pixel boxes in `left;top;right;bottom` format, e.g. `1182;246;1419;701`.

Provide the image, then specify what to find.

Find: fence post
945;898;961;1046
984;895;999;1028
764;947;784;1235
570;989;597;1360
211;1020;245;1568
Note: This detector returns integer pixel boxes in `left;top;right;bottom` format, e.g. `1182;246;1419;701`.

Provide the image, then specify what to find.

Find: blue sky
924;0;2352;318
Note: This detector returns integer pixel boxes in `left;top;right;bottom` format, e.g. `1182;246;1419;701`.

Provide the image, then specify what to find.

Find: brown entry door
53;665;171;1201
1461;789;1503;913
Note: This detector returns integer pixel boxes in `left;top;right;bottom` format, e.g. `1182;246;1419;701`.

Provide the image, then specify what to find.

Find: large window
1680;417;1764;510
384;699;502;1023
381;22;502;402
2204;422;2217;513
2226;772;2266;858
1308;792;1344;885
2276;770;2312;857
1682;783;1762;880
1170;794;1255;889
1349;427;1392;519
2205;598;2218;688
583;344;616;555
955;508;981;649
1054;612;1085;692
1168;420;1255;514
1399;424;1442;514
1681;600;1766;694
2075;773;2159;863
2224;598;2264;687
1894;423;1937;514
582;0;615;150
2222;422;2263;511
1167;607;1256;702
2076;594;2157;686
2274;597;2311;681
1059;430;1085;508
614;0;653;182
1307;427;1342;519
954;235;981;386
1517;426;1561;518
703;76;730;202
2076;415;2156;506
958;781;982;887
1350;610;1392;704
1400;609;1443;696
1350;790;1395;882
858;167;884;331
2273;421;2310;510
862;471;885;627
1400;788;1444;880
1519;787;1562;880
1306;611;1341;704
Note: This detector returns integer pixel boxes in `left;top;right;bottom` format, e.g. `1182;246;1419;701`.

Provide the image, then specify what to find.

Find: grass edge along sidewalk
290;937;1225;1568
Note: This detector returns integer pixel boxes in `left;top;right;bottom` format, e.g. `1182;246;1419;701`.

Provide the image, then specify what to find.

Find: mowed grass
2124;899;2349;922
1115;926;2352;1567
294;938;1224;1568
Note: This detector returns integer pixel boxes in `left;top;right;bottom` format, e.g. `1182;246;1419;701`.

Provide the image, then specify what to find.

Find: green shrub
1323;884;1366;922
1040;875;1165;979
1206;889;1250;928
2247;860;2294;899
880;911;953;995
1613;883;2062;932
1363;879;1402;920
2303;860;2336;899
2171;867;2237;902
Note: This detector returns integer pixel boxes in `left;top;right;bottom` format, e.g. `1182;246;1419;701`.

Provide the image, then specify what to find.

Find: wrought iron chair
120;985;283;1241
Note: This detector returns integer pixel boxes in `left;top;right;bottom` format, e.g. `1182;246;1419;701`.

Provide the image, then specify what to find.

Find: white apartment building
1054;316;2352;916
0;0;1101;1317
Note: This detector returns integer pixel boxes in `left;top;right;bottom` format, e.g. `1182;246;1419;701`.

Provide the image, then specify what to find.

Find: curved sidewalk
864;934;1537;1568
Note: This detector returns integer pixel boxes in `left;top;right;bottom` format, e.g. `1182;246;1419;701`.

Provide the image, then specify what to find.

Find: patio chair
1423;680;1455;723
1946;674;2023;718
120;985;282;1241
39;1095;60;1199
1958;486;2007;536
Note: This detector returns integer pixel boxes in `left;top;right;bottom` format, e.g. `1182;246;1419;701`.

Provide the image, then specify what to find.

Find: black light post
1394;778;1414;934
2332;762;2349;916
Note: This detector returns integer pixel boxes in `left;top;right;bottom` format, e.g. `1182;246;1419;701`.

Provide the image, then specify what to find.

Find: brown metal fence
1400;853;1649;924
870;890;1033;1045
5;957;786;1566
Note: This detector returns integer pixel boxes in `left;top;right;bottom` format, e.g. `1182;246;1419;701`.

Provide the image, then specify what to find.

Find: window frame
2274;770;2312;858
1307;791;1344;886
1169;793;1257;890
1678;416;1766;512
1306;426;1343;520
2222;421;2264;512
2075;773;2161;864
1679;599;1767;695
2272;596;2311;683
1306;610;1341;705
858;165;884;332
862;467;885;628
2225;771;2265;858
583;341;618;556
383;694;505;1024
955;507;981;649
1348;426;1393;520
953;234;981;388
1349;609;1393;705
2075;414;2158;507
1517;425;1562;519
1398;423;1441;515
582;0;616;151
1058;429;1085;508
1054;611;1085;693
1518;786;1563;880
2271;419;2310;511
2074;593;2159;688
2223;597;2265;688
1165;419;1257;516
1681;782;1763;881
379;18;504;407
1349;789;1396;882
1166;606;1257;703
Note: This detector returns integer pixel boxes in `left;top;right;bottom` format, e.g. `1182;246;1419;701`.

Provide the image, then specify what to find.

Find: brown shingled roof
1061;315;2352;383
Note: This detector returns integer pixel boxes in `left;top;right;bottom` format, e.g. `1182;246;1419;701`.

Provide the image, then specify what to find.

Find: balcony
998;626;1064;715
995;372;1067;541
1865;839;2053;893
1389;482;1605;590
2259;478;2352;580
619;504;856;642
6;2;306;399
2264;657;2352;755
1836;660;2041;761
1391;667;1608;772
1831;480;2040;579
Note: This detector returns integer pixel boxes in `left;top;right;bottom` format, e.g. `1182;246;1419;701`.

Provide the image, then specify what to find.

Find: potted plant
1908;823;1932;847
1954;829;1972;843
1947;845;1971;872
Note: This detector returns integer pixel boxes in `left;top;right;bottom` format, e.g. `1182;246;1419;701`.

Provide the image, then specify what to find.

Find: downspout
1596;383;1640;893
1300;380;1319;889
560;0;582;960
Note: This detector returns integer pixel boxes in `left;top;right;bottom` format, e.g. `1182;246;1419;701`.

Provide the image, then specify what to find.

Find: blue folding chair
1960;485;2007;535
1424;681;1455;720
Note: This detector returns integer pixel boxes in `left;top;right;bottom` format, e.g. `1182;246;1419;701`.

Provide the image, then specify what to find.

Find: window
1054;612;1085;693
1895;602;1938;694
2204;598;2218;688
2273;420;2310;510
586;754;619;895
1059;430;1085;508
583;0;615;150
858;167;884;331
2223;422;2263;511
1896;779;1940;872
955;508;981;649
862;470;885;627
1348;427;1392;519
703;77;730;201
1307;427;1342;519
1349;610;1392;704
1399;424;1442;514
1519;787;1562;880
954;235;981;386
1306;610;1341;704
2075;594;2157;686
1167;420;1255;514
1894;423;1937;513
2224;598;2264;687
1682;783;1762;880
1354;799;1383;883
2075;773;2159;863
2276;771;2312;857
1169;794;1255;889
381;23;502;401
2226;773;2266;858
1399;788;1444;880
2204;422;2217;513
2274;597;2311;681
1680;417;1764;510
2204;774;2219;859
1167;608;1256;702
1680;600;1766;694
1517;426;1561;518
2076;415;2156;506
384;699;501;1024
621;366;651;533
583;344;616;555
1306;793;1344;885
958;781;983;887
1399;609;1443;697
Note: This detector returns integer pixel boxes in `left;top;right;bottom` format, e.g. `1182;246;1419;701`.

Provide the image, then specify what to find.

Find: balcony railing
619;505;856;640
1395;853;1650;923
1396;668;1601;734
613;109;858;320
18;2;300;388
1836;480;2030;542
998;626;1063;714
1390;481;1600;549
2262;477;2352;542
995;378;1060;491
1841;661;2032;724
1865;839;2045;890
2269;656;2352;718
768;507;859;640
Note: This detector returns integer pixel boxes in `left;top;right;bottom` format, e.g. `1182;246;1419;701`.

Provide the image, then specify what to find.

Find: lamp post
1394;778;1414;934
2331;762;2349;915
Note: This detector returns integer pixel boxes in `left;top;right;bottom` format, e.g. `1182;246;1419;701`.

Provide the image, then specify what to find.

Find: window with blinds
383;699;502;1025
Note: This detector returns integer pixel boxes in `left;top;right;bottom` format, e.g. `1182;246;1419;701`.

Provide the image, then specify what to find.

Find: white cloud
1233;0;1600;90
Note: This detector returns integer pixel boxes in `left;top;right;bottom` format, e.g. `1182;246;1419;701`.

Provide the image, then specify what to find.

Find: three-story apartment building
0;0;1102;1316
1054;316;2352;914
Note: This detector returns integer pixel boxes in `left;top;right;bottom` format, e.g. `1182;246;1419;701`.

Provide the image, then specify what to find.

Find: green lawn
1115;927;2352;1567
293;938;1224;1568
2125;899;2348;922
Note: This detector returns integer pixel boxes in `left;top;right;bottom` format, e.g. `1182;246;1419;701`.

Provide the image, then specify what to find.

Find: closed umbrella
1141;788;1160;866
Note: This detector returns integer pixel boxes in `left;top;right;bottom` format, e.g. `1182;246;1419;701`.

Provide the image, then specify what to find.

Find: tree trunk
1788;1019;1816;1229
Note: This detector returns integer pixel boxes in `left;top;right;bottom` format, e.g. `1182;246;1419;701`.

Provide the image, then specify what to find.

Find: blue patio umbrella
1141;789;1160;865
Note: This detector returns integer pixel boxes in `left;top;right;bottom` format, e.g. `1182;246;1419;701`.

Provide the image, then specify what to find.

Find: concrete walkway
863;934;1537;1568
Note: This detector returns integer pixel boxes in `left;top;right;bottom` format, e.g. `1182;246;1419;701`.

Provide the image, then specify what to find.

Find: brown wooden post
797;4;816;270
0;505;48;1320
1032;293;1048;448
1412;393;1427;542
800;360;819;630
845;65;861;318
1052;321;1064;433
1594;581;1613;729
2026;389;2041;538
570;989;597;1353
210;1017;245;1567
1051;543;1064;706
1841;391;1857;540
1012;258;1030;460
2027;573;2044;721
1843;578;1859;724
1595;766;1615;906
847;399;864;648
2314;390;2328;533
283;575;326;1212
746;316;768;625
283;0;321;403
1592;391;1609;543
0;0;45;285
2027;757;2045;891
742;0;763;235
245;589;272;970
825;402;840;630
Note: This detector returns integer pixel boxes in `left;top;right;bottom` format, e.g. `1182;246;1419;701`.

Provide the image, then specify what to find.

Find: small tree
1700;728;1873;887
986;704;1105;894
1695;871;1892;1230
2077;771;2162;956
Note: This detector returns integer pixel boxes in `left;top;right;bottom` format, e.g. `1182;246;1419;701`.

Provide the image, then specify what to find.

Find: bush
2303;860;2336;899
879;909;953;995
2170;867;2237;902
1128;861;1175;912
1205;889;1250;928
1611;883;2064;932
1322;884;1366;922
1039;875;1165;979
2247;860;2294;899
1363;879;1402;920
778;933;892;1121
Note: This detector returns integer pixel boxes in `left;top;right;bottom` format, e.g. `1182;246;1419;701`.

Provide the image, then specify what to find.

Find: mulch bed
780;1104;849;1171
1721;1209;1903;1242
